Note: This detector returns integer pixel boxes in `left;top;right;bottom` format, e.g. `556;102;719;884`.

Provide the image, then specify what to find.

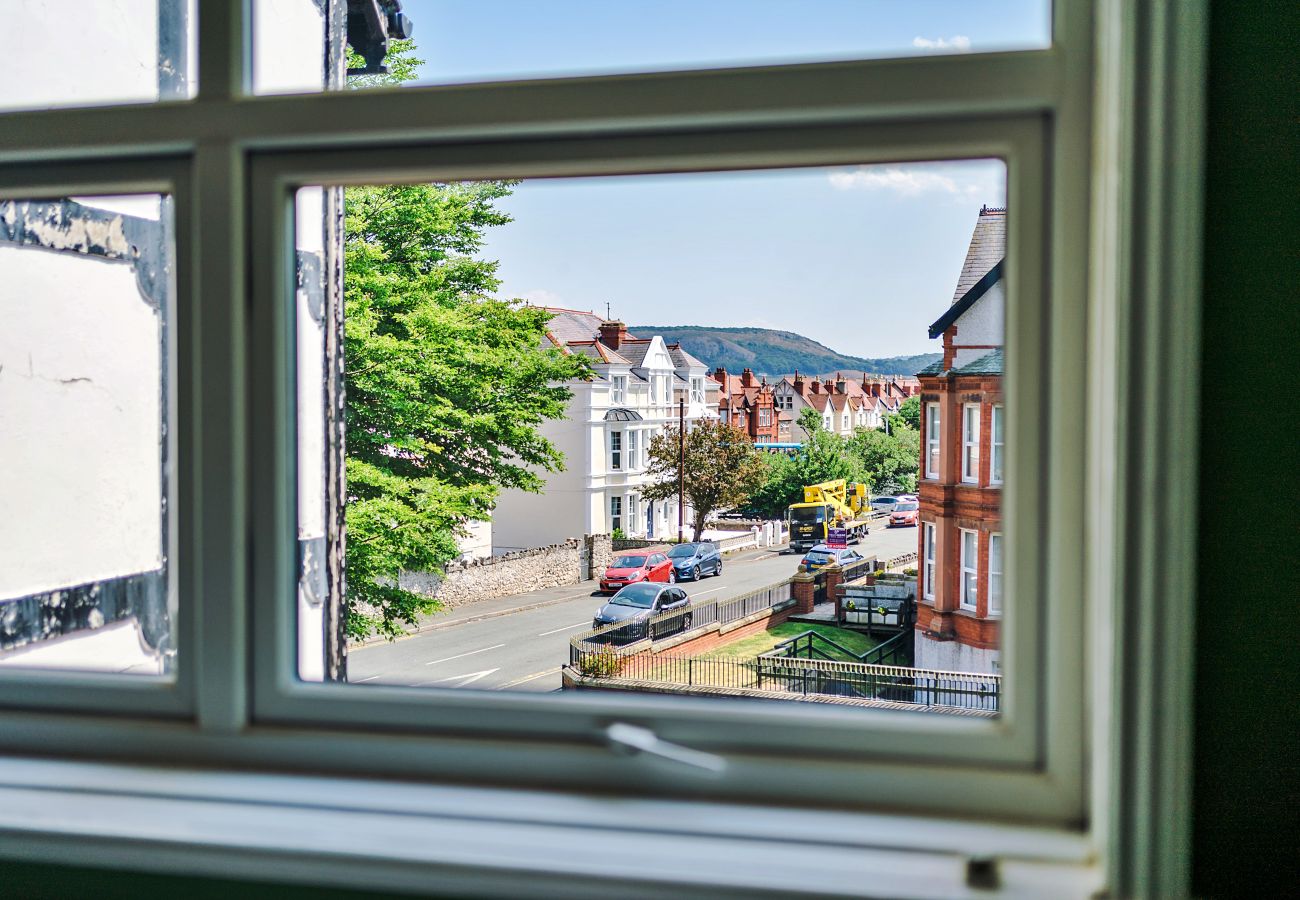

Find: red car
888;501;920;527
600;551;675;594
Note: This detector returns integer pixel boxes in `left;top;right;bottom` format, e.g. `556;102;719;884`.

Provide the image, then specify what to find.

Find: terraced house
491;311;716;550
915;206;1006;674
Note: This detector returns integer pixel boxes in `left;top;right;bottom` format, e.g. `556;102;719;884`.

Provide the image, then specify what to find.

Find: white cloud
911;35;972;53
826;163;1003;204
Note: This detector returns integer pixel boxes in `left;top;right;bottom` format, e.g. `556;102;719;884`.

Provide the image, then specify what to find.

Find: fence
588;653;999;712
570;579;792;666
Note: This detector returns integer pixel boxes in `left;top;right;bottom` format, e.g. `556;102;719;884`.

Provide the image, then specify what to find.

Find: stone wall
399;533;614;610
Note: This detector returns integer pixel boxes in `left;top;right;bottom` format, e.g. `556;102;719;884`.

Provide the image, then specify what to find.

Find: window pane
3;1;196;112
252;0;342;95
0;194;176;676
358;1;1049;90
299;160;1005;710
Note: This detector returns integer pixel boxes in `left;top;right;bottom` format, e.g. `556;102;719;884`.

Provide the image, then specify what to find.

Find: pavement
347;524;921;693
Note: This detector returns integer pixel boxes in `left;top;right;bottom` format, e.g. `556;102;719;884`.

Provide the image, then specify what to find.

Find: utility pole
678;397;686;543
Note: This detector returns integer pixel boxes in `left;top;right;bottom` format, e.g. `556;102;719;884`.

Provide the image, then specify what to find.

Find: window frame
992;403;1005;485
922;522;937;601
608;429;622;471
611;374;626;404
989;532;1004;616
960;528;979;610
962;402;982;484
926;402;941;478
0;2;1212;892
609;495;622;533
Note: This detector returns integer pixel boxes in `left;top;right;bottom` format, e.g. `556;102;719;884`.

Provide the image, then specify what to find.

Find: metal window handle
604;723;727;775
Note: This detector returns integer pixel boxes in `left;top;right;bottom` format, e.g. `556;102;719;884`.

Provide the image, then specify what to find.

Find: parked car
666;541;722;581
593;583;692;638
869;495;901;511
888;501;920;527
799;544;865;573
599;551;674;594
897;493;918;502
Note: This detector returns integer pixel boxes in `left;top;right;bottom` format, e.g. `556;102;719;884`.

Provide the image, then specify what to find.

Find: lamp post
678;397;685;543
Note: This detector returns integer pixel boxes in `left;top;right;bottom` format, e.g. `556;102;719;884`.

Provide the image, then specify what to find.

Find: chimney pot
598;320;627;351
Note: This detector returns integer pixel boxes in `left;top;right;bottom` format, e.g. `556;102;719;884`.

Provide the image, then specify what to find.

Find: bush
903;567;918;577
873;569;886;578
578;648;624;677
611;527;626;541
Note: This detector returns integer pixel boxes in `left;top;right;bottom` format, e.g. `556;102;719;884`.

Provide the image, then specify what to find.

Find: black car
666;541;722;581
593;583;692;640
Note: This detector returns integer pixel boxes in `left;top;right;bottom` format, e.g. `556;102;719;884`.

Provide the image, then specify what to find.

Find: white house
491;312;714;551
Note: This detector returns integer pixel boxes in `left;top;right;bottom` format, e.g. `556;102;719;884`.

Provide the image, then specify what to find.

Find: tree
848;425;920;494
746;408;865;517
640;419;767;541
341;42;589;638
891;395;921;431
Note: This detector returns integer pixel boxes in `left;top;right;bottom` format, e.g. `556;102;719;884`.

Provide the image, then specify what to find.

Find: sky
394;0;1044;357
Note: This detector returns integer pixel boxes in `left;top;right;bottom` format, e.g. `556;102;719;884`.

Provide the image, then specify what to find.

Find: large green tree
640;419;767;541
746;408;865;518
341;42;588;638
848;425;920;494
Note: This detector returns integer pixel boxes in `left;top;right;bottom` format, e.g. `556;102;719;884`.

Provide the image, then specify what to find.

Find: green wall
1193;0;1297;895
5;2;1295;896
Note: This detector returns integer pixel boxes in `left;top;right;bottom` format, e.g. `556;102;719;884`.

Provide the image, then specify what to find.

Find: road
348;523;920;693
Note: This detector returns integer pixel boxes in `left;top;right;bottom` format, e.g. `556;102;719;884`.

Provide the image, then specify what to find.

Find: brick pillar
791;572;816;614
823;564;844;610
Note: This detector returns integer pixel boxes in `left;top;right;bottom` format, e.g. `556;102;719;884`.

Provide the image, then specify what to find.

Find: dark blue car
667;541;722;581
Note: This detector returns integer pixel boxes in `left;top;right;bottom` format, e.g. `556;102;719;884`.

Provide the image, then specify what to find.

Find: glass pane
299;159;1005;715
0;193;176;676
256;1;1049;97
2;1;196;112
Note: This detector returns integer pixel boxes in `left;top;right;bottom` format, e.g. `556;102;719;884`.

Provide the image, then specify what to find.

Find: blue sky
396;1;1042;356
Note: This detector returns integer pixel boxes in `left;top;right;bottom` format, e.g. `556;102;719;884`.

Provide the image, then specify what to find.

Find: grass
701;623;880;662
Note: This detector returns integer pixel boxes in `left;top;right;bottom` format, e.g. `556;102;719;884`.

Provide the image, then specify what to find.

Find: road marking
411;667;500;688
537;621;590;637
495;666;562;689
691;587;723;597
424;643;506;666
354;674;383;683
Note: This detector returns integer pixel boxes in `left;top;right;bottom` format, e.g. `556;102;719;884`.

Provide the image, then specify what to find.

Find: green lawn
701;622;880;662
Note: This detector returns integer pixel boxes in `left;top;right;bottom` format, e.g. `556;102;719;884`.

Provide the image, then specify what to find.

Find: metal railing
570;578;792;667
591;652;999;711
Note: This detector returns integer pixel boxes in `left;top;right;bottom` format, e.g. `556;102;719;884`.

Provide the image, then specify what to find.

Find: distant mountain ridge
628;325;940;378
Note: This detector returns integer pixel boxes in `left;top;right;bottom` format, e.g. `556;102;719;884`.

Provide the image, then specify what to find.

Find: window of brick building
960;528;979;609
962;403;981;483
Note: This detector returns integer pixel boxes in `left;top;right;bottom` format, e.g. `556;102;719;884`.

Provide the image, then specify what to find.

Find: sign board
827;527;848;549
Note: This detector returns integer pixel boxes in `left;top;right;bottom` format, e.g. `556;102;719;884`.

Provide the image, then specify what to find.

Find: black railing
859;629;914;667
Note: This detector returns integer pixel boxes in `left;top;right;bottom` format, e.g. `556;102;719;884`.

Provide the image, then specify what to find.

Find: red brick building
710;367;779;444
914;206;1005;674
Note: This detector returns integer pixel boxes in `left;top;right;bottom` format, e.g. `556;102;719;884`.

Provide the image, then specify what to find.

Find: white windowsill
0;754;1099;898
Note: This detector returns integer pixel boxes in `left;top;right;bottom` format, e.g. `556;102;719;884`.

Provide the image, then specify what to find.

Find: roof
604;408;644;422
915;359;944;377
616;338;653;368
951;206;1007;302
929;259;1004;339
542;308;604;343
667;345;707;370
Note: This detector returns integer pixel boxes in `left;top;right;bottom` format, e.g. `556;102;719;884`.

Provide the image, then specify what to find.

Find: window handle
604;723;727;775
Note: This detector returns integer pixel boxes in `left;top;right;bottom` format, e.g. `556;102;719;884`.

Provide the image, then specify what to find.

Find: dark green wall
1193;1;1298;896
5;2;1295;897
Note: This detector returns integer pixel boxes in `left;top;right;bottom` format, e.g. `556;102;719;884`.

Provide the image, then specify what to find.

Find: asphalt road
348;523;921;693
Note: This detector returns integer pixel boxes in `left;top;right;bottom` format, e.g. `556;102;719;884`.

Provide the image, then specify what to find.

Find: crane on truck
787;479;873;552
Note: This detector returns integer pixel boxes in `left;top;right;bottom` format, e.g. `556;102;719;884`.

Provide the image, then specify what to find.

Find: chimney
714;366;727;383
810;380;822;394
823;378;835;394
741;368;755;387
835;376;847;394
793;370;805;393
598;320;627;351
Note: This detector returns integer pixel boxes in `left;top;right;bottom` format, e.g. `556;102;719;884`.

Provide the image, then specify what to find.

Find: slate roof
616;338;653;368
951;206;1007;303
954;348;1004;376
543;307;605;343
915;359;945;377
667;344;707;370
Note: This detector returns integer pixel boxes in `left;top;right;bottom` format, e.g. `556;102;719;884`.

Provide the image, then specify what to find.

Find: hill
627;325;940;378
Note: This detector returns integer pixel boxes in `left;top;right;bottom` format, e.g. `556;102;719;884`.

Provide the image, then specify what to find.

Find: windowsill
0;753;1100;897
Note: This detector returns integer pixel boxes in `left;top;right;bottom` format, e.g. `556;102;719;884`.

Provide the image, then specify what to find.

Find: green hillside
628;325;940;378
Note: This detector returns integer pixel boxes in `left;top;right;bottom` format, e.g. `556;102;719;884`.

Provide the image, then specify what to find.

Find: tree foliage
340;42;588;639
640;419;767;541
890;395;921;431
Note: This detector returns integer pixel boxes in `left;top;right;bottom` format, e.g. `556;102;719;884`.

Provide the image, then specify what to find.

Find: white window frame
926;402;941;478
626;428;640;470
609;495;622;532
759;408;771;427
960;528;979;610
922;522;936;601
989;532;1004;616
608;429;622;471
689;376;703;404
991;403;1005;485
962;403;981;483
611;375;627;404
0;3;1209;894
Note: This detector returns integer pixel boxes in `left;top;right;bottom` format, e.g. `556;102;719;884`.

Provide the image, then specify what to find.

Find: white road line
410;667;501;688
424;643;506;666
354;674;383;683
690;587;723;598
495;666;562;689
537;621;590;637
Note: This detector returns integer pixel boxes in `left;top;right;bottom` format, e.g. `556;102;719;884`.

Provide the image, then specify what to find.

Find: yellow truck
787;480;873;552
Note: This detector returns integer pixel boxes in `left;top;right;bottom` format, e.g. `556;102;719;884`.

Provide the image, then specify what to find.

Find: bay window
0;1;1210;896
